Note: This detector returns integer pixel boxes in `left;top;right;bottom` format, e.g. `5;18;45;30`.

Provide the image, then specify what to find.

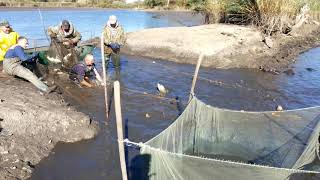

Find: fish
46;55;61;63
157;83;167;97
276;105;284;111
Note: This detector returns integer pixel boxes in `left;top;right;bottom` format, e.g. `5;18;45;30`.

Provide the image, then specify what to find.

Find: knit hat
0;20;10;27
108;15;117;24
61;20;70;29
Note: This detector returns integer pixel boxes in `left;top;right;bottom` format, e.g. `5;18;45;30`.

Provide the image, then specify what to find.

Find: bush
192;0;320;34
144;0;166;8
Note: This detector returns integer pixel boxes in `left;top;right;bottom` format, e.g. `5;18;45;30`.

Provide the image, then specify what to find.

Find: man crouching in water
69;54;103;88
3;36;56;94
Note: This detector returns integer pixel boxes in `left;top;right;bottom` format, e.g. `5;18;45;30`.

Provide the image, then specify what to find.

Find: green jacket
47;22;82;44
103;22;126;46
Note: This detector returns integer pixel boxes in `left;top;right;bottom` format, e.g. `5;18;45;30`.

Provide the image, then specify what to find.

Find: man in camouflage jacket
103;15;126;68
47;20;82;69
47;20;82;48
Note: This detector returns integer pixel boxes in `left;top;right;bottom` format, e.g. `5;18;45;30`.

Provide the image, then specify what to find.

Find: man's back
0;30;19;61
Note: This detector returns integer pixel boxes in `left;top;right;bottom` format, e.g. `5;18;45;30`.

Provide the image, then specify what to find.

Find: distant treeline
1;0;320;36
0;0;141;8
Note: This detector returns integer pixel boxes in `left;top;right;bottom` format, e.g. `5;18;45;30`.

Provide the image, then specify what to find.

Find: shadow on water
30;47;320;180
129;154;152;180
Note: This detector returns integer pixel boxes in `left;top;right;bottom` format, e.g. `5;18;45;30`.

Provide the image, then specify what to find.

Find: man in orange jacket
0;20;19;62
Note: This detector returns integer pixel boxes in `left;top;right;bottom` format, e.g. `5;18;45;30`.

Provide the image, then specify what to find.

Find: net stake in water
100;32;109;119
189;53;204;101
114;81;128;180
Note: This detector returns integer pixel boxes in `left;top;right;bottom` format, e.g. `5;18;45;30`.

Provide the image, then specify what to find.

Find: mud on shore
122;23;320;74
0;69;99;180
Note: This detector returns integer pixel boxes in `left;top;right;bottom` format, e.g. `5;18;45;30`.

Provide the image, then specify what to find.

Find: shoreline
0;8;320;179
0;72;99;180
122;23;320;73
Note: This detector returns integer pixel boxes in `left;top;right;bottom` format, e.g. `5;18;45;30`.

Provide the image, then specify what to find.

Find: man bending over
69;54;103;88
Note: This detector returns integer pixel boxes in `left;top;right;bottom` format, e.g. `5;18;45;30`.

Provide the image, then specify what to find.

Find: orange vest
0;30;19;61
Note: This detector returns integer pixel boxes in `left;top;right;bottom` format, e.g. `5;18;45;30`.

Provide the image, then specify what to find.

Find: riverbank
0;69;99;180
122;22;320;73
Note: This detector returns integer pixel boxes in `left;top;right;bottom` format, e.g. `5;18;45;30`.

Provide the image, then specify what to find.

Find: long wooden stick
100;32;109;119
189;53;204;101
114;81;128;180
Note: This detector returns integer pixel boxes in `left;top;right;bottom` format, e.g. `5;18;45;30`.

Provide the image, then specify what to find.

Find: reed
196;0;320;34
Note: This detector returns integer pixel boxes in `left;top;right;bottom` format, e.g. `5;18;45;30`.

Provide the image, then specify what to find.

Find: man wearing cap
0;20;19;62
47;20;82;48
103;15;126;68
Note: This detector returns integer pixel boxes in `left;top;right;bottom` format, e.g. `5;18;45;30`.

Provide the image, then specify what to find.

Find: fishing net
129;96;320;180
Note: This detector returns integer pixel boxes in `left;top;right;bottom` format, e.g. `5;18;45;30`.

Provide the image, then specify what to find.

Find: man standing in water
3;36;56;94
103;15;126;68
69;54;103;88
0;20;19;62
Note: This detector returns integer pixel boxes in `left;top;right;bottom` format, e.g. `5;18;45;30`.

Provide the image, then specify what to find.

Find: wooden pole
189;53;204;101
114;81;128;180
33;39;37;52
100;32;109;119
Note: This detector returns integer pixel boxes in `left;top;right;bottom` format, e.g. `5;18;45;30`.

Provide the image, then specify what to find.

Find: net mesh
135;96;320;180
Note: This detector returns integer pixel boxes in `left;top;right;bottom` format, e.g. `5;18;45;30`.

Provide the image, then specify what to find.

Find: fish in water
46;55;61;63
276;105;284;111
157;83;167;97
63;53;72;63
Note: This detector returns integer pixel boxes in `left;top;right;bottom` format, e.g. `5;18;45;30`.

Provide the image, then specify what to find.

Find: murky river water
30;46;320;180
1;8;320;180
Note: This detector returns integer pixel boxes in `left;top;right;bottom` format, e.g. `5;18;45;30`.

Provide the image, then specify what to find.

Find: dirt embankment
0;72;99;180
122;23;320;73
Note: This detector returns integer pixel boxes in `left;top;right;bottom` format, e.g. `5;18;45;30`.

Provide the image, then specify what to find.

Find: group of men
0;15;126;91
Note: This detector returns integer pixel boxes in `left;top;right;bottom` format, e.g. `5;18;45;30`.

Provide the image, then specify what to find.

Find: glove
31;52;39;58
27;52;39;62
109;43;120;51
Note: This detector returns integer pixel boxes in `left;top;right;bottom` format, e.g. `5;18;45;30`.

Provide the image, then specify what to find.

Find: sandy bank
122;23;320;72
0;72;99;180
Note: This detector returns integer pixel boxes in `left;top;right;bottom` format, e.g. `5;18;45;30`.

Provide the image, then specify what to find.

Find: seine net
132;96;320;180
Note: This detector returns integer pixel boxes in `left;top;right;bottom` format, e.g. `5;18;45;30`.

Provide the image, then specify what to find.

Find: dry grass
199;0;320;35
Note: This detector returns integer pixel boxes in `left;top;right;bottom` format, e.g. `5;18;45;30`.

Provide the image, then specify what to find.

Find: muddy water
30;47;320;180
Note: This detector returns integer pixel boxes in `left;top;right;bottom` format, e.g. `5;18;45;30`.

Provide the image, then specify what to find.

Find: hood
106;21;119;28
59;21;75;36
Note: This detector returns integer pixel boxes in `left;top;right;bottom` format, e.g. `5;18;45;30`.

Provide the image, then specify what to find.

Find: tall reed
198;0;320;34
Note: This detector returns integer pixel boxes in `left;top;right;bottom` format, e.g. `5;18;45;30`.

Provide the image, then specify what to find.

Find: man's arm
74;66;92;88
103;28;111;45
14;46;30;61
47;26;58;38
71;30;82;44
80;79;92;88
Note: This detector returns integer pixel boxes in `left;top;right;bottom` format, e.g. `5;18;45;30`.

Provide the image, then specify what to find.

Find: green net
38;51;49;65
78;45;95;61
134;96;320;180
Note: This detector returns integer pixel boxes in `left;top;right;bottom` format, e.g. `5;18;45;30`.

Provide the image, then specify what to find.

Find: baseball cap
0;20;10;27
